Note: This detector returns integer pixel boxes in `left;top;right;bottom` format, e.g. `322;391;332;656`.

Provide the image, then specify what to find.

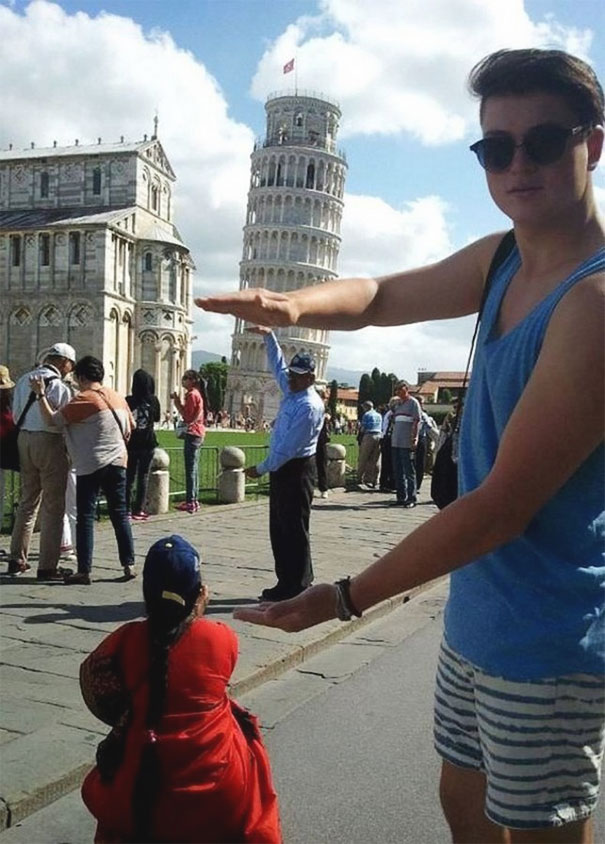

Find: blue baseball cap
288;352;315;375
143;535;202;609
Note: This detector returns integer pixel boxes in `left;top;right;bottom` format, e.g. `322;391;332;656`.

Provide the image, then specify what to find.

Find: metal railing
1;441;360;532
163;444;270;503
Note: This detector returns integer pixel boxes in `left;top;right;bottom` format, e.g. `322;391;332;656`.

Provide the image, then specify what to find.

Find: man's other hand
245;466;261;479
233;584;338;632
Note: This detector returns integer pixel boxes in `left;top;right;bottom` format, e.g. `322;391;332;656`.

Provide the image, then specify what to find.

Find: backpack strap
95;390;128;444
455;230;516;431
15;374;60;431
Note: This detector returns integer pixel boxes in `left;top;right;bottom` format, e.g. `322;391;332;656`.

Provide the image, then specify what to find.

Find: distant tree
358;373;372;415
199;361;229;413
440;387;452;404
328;379;338;419
358;368;402;413
371;367;381;403
378;373;392;406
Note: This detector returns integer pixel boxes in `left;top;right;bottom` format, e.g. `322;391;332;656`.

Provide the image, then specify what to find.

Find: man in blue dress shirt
245;327;325;601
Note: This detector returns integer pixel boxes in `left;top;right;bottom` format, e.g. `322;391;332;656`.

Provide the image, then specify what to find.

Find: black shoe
259;585;304;602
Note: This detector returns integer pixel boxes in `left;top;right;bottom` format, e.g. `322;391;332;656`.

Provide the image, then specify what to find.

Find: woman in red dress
80;535;281;843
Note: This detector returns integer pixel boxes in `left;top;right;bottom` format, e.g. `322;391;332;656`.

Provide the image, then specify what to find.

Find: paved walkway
0;488;439;831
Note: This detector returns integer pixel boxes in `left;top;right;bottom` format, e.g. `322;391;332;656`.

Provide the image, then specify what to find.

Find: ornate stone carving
11;307;32;326
39;305;62;327
69;304;93;327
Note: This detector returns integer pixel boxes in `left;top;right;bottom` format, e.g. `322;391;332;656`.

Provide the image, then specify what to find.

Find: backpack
129;399;157;450
134;401;152;431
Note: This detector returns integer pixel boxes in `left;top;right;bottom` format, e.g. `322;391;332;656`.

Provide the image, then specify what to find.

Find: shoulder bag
0;375;59;472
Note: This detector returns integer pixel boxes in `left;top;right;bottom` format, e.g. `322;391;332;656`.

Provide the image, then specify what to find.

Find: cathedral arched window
144;251;153;271
69;232;81;265
40;171;49;198
10;235;21;267
39;233;50;266
151;182;159;212
92;166;102;196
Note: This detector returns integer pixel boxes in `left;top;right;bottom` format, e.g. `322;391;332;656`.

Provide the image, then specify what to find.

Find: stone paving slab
0;488;439;830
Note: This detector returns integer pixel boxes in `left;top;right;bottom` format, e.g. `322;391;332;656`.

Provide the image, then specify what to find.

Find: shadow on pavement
3;601;144;624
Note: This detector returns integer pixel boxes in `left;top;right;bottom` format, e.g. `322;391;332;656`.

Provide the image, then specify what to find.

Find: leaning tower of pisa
225;90;347;423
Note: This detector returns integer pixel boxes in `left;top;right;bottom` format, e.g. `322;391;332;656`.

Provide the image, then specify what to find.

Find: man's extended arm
197;233;506;331
262;330;289;395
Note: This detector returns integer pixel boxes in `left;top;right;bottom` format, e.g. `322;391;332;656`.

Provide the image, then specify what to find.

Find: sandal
7;560;31;576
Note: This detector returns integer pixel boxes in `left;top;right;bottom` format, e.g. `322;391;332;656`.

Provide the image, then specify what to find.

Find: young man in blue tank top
199;49;604;844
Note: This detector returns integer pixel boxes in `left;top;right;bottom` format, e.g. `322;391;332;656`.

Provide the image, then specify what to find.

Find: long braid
131;598;199;842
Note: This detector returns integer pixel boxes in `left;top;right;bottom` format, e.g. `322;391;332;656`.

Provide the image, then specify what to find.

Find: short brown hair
469;49;604;126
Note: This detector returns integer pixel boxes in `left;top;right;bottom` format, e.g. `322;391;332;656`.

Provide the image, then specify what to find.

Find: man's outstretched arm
197;233;506;331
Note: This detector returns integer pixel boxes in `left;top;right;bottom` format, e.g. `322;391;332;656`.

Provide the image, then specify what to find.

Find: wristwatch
334;576;362;621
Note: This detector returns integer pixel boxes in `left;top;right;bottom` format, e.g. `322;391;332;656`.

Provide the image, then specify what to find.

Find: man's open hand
195;288;299;327
233;584;338;632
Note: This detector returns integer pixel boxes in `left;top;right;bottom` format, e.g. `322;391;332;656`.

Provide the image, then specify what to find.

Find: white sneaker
320;490;329;499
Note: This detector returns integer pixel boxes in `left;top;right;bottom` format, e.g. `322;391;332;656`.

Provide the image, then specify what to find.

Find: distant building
226;89;347;421
335;387;359;421
412;371;467;403
0;132;194;410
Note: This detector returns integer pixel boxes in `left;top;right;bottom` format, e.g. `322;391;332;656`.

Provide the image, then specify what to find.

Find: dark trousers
415;436;428;491
269;457;315;594
76;464;135;574
392;447;417;505
184;434;203;503
315;442;328;492
379;434;394;490
125;448;154;513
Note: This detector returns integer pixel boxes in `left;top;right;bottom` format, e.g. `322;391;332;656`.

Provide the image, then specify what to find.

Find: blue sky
1;0;603;379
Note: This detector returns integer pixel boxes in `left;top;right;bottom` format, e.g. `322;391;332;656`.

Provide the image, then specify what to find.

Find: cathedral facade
226;91;347;422
0;133;194;411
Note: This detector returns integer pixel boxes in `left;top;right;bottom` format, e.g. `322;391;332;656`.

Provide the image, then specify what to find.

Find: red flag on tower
283;58;295;74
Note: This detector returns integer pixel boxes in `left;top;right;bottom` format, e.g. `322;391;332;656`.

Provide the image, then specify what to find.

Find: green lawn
1;431;360;531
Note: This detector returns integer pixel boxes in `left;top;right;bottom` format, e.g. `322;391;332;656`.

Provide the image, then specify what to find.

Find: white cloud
0;0;253;337
326;190;475;379
251;0;594;144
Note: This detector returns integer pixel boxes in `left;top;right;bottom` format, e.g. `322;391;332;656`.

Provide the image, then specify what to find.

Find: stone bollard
146;447;170;515
218;446;246;504
326;443;346;489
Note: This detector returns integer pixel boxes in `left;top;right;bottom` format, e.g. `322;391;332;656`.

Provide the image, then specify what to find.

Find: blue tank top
444;245;605;680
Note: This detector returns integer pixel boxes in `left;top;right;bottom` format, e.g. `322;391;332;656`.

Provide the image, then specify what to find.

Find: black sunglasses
470;123;591;172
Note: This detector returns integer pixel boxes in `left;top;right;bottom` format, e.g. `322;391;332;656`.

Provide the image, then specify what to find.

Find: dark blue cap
288;352;315;374
143;535;202;608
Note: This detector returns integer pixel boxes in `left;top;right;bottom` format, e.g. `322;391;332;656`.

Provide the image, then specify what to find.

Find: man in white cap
8;343;76;579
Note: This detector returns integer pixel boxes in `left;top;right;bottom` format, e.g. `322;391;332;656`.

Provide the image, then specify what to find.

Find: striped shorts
433;639;605;830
